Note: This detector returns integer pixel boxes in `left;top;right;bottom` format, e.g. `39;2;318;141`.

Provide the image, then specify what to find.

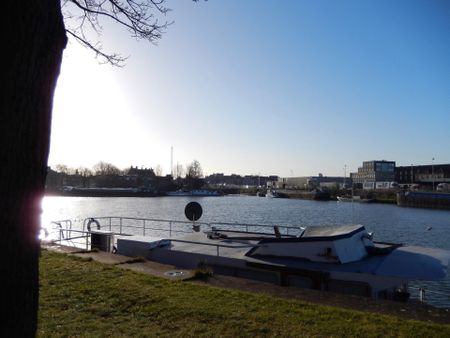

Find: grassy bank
38;250;450;337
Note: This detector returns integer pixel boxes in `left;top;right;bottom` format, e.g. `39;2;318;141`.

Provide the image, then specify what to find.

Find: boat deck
169;232;259;259
119;231;449;282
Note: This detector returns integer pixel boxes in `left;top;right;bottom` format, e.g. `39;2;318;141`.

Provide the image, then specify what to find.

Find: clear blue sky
49;0;450;177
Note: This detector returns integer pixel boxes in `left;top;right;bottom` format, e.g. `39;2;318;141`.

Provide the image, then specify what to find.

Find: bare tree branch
66;29;127;66
63;0;172;66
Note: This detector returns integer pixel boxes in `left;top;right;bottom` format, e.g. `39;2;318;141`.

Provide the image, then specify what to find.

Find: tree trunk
1;1;67;336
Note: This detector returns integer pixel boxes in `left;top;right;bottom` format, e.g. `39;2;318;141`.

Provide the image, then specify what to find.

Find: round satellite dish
184;201;203;221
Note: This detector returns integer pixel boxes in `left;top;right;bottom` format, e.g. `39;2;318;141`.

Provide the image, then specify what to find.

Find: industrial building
350;160;395;187
275;174;348;190
395;164;450;187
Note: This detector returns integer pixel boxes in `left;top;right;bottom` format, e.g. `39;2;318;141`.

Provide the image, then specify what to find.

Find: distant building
126;166;156;177
205;173;242;187
275;177;308;189
395;164;450;185
350;160;395;185
205;173;279;187
110;166;156;189
276;174;348;190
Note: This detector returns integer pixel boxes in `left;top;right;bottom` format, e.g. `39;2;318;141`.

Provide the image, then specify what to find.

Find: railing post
143;219;146;236
419;288;425;302
169;221;172;237
217;246;219;256
109;218;112;231
120;218;123;234
68;220;72;239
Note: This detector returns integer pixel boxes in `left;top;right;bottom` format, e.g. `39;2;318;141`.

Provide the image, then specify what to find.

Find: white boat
165;190;191;196
165;224;449;300
337;196;373;203
166;190;222;197
266;189;281;198
54;216;449;302
192;190;222;196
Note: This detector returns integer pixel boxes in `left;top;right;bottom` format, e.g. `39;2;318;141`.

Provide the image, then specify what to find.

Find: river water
41;195;450;308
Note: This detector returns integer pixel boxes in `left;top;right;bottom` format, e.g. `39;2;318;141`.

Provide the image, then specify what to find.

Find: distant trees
48;160;211;193
55;164;71;175
185;160;205;190
93;161;121;176
186;160;203;179
54;164;92;176
76;167;93;177
173;163;184;178
154;165;163;177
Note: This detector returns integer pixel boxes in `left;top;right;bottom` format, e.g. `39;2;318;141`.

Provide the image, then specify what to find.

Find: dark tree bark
1;0;172;335
1;1;67;336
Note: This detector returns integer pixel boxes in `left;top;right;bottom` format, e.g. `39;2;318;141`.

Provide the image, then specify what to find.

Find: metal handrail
82;216;210;237
52;228;91;251
80;216;305;238
51;220;73;239
47;216;306;251
50;219;262;257
52;219;72;227
209;221;304;235
168;238;260;256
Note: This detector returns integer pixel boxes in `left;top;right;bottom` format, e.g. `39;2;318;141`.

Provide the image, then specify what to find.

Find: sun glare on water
39;196;64;241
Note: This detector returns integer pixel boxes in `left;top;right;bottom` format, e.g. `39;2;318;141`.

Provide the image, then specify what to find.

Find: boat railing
47;217;265;257
82;216;211;237
77;216;305;238
51;227;91;251
168;238;259;257
46;216;305;251
209;221;304;236
50;220;73;241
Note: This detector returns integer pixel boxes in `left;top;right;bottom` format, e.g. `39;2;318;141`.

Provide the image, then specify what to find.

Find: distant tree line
53;160;203;177
49;159;205;191
54;161;125;177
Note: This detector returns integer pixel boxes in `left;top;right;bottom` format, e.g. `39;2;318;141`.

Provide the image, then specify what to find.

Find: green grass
38;250;450;337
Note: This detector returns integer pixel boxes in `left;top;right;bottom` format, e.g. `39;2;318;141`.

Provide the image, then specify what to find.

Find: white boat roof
301;224;365;239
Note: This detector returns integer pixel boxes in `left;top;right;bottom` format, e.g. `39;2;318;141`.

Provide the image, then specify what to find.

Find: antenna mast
170;146;173;177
